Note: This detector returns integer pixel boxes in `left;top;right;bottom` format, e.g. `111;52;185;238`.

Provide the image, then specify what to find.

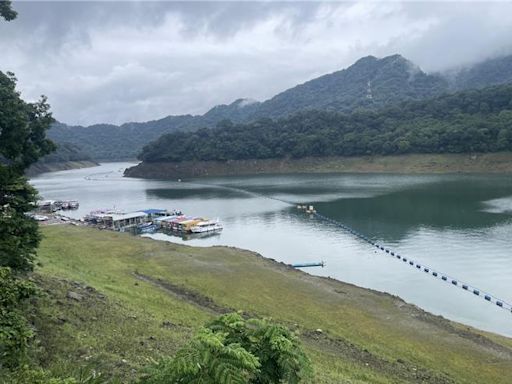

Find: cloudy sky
1;1;512;126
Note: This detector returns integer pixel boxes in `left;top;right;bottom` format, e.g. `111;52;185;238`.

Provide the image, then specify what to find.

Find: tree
0;71;55;272
141;313;313;384
0;72;55;171
0;0;17;21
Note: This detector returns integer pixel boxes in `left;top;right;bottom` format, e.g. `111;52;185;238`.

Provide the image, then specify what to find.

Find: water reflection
313;179;512;242
147;186;248;200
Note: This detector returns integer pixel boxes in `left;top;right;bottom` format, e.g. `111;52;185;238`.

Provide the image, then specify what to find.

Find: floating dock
291;261;325;268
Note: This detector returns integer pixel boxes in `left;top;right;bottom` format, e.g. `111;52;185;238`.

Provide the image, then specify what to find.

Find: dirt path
134;271;455;384
133;272;232;314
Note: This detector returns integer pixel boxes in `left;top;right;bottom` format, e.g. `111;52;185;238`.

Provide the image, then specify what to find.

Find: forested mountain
48;99;264;159
25;142;96;175
48;116;201;160
36;142;93;164
49;53;512;160
251;55;449;118
201;98;261;124
138;85;512;163
451;55;512;91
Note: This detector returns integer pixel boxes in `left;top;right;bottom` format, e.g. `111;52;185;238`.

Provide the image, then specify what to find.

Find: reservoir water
30;162;512;336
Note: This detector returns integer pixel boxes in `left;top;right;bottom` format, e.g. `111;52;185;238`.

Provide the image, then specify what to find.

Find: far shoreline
26;160;100;177
124;152;512;179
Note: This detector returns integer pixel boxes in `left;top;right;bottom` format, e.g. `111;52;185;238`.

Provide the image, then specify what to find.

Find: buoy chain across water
312;212;512;313
182;180;512;314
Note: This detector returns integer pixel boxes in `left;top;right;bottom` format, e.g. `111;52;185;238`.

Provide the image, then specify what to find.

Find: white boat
190;220;223;233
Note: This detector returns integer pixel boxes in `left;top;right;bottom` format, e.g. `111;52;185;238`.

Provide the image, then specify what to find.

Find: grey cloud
1;1;512;125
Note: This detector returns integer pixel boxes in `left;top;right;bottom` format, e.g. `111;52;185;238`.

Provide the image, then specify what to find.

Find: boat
137;222;157;233
37;200;58;212
190;219;223;234
55;200;79;210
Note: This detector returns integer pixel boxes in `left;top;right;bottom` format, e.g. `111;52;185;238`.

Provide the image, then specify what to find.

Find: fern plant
141;313;312;384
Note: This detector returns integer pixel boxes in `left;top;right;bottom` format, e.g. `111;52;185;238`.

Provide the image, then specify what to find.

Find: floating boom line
182;180;512;313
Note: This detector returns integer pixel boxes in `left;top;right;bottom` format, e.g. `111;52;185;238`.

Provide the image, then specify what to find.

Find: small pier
291;261;325;268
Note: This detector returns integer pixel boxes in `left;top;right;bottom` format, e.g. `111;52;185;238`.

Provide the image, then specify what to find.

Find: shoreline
142;230;512;339
26;160;99;176
43;221;511;339
36;224;512;382
124;152;512;179
43;218;512;340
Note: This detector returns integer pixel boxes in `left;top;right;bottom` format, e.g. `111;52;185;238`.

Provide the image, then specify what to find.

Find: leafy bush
0;267;37;369
141;313;312;384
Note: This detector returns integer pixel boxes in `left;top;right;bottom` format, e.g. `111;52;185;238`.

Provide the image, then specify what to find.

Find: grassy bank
31;225;512;383
26;160;99;176
125;152;512;179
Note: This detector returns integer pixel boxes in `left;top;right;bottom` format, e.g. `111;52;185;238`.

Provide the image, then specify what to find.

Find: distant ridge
452;54;512;90
48;53;512;160
251;54;448;119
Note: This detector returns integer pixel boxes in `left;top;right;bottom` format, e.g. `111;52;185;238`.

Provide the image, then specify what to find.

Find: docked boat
190;220;223;233
137;222;157;233
55;200;79;210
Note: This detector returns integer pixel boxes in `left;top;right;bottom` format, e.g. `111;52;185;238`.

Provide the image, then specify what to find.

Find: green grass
31;225;512;383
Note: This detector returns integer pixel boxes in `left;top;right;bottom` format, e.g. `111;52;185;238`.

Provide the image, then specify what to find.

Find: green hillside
137;85;512;163
48;116;201;161
452;55;512;90
16;225;512;383
36;142;92;164
252;55;448;119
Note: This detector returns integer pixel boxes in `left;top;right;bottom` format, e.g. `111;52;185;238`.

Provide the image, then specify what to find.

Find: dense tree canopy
0;72;55;171
36;142;92;164
0;71;55;272
0;0;17;21
139;85;512;163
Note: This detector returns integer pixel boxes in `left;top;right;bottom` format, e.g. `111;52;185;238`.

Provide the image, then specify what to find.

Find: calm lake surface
30;162;512;336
